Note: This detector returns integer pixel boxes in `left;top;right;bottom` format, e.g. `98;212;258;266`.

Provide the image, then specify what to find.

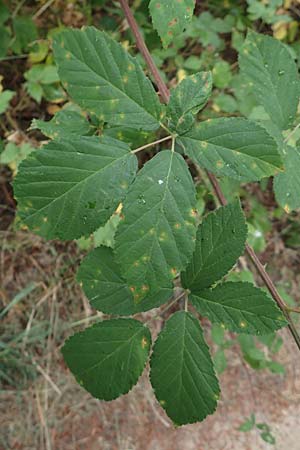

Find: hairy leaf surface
181;200;247;291
14;136;137;240
150;311;219;425
167;71;212;134
62;319;151;400
115;150;197;301
190;282;287;334
78;247;173;315
149;0;195;48
53;27;162;130
239;30;300;130
274;146;300;213
179;118;282;181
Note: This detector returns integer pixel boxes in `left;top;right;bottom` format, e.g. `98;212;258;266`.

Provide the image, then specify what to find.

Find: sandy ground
2;320;300;450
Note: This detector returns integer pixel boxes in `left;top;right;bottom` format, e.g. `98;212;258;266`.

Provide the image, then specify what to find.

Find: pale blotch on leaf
201;141;208;149
240;321;247;328
170;267;177;277
159;231;167;242
284;204;291;213
141;336;148;349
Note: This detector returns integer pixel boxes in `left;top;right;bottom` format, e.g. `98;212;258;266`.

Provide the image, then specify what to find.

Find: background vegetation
1;0;300;448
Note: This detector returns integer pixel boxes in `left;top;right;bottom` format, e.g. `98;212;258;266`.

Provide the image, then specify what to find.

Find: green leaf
0;142;35;171
239;30;300;130
53;27;162;130
31;110;91;139
150;311;219;425
14;136;137;240
12;16;38;54
239;414;255;432
24;81;43;103
62;318;151;400
149;0;195;48
190;282;287;334
213;349;227;374
24;65;60;85
93;212;121;248
115;150;197;301
167;71;212;134
179;118;282;181
181;200;247;291
211;323;225;346
212;60;232;89
0;90;15;114
77;246;173;315
274;146;300;213
260;432;276;445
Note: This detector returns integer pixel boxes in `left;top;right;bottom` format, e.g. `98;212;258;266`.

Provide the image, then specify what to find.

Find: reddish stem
119;0;300;350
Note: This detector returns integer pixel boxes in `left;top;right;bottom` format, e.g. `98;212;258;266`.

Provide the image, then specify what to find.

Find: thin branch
131;135;172;154
119;0;300;351
119;0;170;103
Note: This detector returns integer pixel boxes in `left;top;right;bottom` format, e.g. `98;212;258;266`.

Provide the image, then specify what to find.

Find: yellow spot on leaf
170;267;177;277
141;337;148;349
240;321;247;328
284;204;291;214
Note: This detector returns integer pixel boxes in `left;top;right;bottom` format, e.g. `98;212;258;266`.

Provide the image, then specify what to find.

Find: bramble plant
13;1;300;426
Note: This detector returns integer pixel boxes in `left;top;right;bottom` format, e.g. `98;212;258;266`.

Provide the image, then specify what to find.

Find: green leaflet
150;311;220;425
149;0;195;48
239;30;300;130
274;146;300;213
181;200;247;291
77;247;173;315
31;110;92;139
167;71;212;134
53;27;162;130
115;150;197;301
190;282;287;334
14;136;137;240
62;318;151;400
179;117;282;181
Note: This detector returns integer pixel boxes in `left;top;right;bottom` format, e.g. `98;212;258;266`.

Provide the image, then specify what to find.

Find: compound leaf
239;30;300;130
77;246;173;315
190;282;287;334
62;318;151;400
115;150;197;301
274;146;300;213
14;136;137;240
179;117;282;181
149;0;195;48
53;27;162;130
150;311;220;425
181;200;247;291
167;71;212;134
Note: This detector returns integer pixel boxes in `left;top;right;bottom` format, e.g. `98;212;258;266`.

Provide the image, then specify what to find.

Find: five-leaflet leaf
12;23;291;428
